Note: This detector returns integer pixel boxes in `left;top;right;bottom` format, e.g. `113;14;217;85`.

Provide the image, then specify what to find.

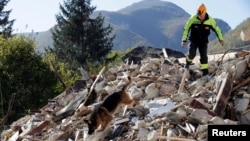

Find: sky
6;0;250;33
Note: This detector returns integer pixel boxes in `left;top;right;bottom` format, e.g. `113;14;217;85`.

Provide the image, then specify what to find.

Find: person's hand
181;41;186;48
220;40;224;46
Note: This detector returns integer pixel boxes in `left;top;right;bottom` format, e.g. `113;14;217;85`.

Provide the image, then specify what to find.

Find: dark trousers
187;42;208;65
187;42;208;75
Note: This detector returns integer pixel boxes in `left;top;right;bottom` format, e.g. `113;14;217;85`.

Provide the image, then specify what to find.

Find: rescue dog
84;76;138;134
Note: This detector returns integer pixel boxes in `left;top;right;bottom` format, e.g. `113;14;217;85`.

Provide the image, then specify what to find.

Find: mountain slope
208;18;250;54
32;0;231;53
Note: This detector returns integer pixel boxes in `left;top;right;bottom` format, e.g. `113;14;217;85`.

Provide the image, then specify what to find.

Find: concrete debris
1;47;250;141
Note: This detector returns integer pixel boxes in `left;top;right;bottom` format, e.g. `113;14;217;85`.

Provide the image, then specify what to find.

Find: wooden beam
158;136;196;141
0;93;16;128
178;69;188;93
213;73;232;117
82;66;105;106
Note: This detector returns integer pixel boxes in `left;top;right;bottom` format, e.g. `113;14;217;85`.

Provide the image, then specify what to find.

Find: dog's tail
121;76;132;91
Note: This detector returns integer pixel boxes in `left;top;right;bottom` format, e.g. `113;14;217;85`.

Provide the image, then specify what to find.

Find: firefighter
181;3;224;76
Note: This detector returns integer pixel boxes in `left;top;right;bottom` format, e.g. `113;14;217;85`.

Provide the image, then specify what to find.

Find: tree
0;0;15;38
50;0;115;71
0;36;59;125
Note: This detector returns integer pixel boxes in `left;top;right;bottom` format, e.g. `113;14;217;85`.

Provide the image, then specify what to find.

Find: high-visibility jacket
182;13;224;44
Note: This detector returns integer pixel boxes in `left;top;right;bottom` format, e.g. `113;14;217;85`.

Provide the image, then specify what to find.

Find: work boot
189;69;195;81
185;61;192;69
201;69;208;76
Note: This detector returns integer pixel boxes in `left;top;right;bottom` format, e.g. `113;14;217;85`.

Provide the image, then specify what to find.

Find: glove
220;40;224;46
181;41;186;48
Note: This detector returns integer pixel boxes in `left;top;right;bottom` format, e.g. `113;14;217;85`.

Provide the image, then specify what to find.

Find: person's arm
210;16;224;45
181;16;195;47
182;16;194;42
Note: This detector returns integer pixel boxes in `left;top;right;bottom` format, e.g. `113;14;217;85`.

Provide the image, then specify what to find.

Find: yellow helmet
197;3;206;16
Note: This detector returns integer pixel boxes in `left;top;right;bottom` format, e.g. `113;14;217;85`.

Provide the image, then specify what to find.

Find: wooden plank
0;93;16;128
27;120;50;135
82;66;105;105
54;128;73;141
189;99;216;116
55;89;88;117
18;121;50;141
114;117;130;125
178;69;188;93
213;73;232;117
232;76;250;92
158;136;196;141
159;123;164;141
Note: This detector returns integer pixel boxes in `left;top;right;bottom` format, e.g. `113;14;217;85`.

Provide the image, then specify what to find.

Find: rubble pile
1;47;250;141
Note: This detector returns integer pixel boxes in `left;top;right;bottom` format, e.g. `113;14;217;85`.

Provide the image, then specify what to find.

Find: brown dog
84;76;137;134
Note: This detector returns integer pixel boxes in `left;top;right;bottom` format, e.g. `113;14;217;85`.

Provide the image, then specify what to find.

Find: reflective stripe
186;57;193;63
200;63;208;69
